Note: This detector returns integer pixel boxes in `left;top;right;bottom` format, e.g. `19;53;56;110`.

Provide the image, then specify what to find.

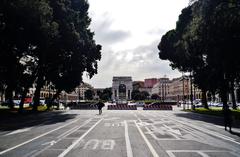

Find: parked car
194;102;203;108
29;99;46;106
1;99;20;106
216;103;223;107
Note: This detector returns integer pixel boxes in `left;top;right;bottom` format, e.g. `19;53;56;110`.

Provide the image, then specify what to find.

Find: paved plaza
0;107;240;157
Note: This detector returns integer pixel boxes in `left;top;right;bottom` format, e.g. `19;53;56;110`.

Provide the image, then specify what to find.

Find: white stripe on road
57;125;79;139
124;121;133;157
0;117;81;155
58;118;103;157
4;127;32;136
167;149;232;157
167;117;240;145
142;112;240;146
134;120;159;157
31;118;92;157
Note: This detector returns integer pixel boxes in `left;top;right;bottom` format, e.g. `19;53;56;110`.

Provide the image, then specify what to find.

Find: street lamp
190;72;194;110
182;73;186;110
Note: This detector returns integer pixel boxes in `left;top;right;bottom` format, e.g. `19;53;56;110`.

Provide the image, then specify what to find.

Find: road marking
134;120;159;157
101;140;115;150
162;124;182;137
140;112;240;146
198;152;209;157
58;118;103;157
31;118;92;157
42;140;57;146
24;150;38;157
104;122;124;127
124;121;133;157
166;150;232;157
5;127;32;136
0;117;81;155
168;117;240;145
83;139;115;150
57;126;78;138
83;139;99;149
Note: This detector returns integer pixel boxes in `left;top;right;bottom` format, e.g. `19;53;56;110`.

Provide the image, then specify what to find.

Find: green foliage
84;89;94;100
187;108;240;121
98;88;112;101
0;0;101;110
131;90;149;100
158;0;240;109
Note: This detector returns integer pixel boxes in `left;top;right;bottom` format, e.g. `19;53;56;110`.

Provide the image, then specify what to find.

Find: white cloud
84;0;189;88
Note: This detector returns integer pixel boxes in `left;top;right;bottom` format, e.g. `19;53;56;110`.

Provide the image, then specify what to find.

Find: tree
0;0;55;111
158;5;210;109
131;90;149;100
158;1;240;109
0;0;101;112
99;88;112;101
84;89;94;100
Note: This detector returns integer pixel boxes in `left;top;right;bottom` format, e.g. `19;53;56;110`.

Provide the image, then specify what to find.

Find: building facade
77;82;93;100
60;82;93;103
112;76;133;100
144;78;158;88
151;78;170;101
168;76;202;102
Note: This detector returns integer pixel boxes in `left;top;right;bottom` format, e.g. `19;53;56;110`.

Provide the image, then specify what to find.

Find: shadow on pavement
230;131;240;137
174;112;240;129
0;111;78;131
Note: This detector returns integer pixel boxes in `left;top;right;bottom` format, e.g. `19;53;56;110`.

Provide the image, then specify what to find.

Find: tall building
151;78;170;101
168;76;201;102
112;76;133;100
144;78;158;88
77;83;93;100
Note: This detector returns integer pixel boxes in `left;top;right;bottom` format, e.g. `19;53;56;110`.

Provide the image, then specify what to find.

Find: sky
83;0;190;88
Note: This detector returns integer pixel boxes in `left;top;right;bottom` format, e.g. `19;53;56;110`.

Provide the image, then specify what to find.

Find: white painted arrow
5;127;32;136
163;124;182;136
42;140;57;146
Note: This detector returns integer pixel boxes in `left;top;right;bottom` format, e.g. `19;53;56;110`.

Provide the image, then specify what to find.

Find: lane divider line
58;118;103;157
31;118;93;157
134;120;159;157
124;120;133;157
0;117;82;155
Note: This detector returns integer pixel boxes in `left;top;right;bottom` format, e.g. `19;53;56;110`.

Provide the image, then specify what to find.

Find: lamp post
182;73;185;110
190;72;194;110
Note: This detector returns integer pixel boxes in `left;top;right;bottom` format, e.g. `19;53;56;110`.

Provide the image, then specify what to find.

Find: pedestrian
223;105;232;132
97;101;105;115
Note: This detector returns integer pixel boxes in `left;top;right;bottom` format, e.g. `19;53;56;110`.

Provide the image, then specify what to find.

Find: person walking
97;101;105;115
223;105;232;132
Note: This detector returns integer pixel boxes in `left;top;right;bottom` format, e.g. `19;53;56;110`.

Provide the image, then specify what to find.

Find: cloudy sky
83;0;189;88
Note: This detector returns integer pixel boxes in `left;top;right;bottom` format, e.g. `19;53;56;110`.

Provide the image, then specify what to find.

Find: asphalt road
0;106;240;157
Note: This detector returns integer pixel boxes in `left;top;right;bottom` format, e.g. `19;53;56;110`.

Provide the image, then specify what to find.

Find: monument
112;76;133;102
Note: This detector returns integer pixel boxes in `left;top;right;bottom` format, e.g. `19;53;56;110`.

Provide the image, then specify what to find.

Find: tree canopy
158;0;240;109
0;0;101;111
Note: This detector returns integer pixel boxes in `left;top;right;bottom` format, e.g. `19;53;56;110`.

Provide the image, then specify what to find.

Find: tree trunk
220;78;228;109
230;80;237;109
202;89;208;109
18;88;28;113
32;72;44;112
47;89;61;110
212;91;216;102
5;86;14;110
